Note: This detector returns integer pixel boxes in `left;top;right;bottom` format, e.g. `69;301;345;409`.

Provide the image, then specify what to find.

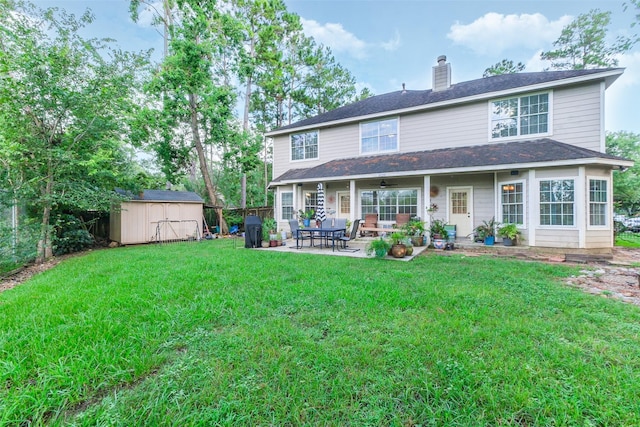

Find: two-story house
266;56;633;251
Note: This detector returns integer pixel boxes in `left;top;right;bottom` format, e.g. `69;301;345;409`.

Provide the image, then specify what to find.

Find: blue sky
33;0;640;133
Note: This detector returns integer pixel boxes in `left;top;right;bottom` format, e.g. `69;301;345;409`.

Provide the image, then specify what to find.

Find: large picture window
589;179;607;226
281;192;294;220
291;131;318;161
539;179;574;226
501;182;524;225
361;118;398;154
491;93;549;139
360;189;417;221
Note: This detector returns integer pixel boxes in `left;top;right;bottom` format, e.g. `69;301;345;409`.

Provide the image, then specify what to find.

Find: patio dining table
295;226;346;252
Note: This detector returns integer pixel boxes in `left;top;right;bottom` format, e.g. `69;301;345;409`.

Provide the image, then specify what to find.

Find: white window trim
359;116;400;155
536;177;577;229
586;176;610;230
290;129;320;162
488;91;553;142
498;179;527;228
358;186;420;226
280;191;294;221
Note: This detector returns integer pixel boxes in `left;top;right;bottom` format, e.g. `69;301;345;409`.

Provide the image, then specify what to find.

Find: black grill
244;215;262;248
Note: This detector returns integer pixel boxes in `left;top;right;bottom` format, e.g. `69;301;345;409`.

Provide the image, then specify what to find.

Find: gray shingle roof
116;189;204;203
269;68;622;134
271;139;628;184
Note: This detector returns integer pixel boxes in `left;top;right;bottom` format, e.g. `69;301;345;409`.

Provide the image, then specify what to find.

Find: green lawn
616;232;640;248
1;241;640;426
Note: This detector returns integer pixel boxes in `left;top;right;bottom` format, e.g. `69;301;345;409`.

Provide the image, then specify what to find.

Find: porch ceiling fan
378;179;398;189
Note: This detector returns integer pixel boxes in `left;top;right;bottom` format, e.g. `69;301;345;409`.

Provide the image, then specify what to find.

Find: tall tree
606;131;640;214
541;9;634;69
483;59;526;77
133;0;245;232
0;1;149;262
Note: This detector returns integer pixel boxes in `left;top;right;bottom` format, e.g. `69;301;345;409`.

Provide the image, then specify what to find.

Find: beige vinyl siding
271;81;606;178
552;84;602;151
535;228;579;248
272;125;360;178
585;230;612;248
400;103;487;151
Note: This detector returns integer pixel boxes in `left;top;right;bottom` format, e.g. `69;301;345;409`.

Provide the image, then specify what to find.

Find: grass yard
616;232;640;248
1;240;640;426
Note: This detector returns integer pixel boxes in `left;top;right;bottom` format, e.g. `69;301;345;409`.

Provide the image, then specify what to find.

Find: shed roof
271;139;631;184
116;189;204;203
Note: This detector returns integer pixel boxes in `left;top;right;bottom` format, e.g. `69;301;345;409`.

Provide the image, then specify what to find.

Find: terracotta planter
391;244;407;258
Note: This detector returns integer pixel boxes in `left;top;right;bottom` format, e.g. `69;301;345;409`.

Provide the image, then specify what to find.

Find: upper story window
291;130;318;161
491;93;549;139
361;118;398;154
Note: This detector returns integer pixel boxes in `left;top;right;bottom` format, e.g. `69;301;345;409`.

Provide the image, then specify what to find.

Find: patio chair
319;218;348;246
395;213;411;228
338;219;361;252
361;214;379;236
289;219;310;248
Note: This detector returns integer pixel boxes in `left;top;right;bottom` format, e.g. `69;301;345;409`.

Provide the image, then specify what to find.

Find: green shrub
52;214;94;256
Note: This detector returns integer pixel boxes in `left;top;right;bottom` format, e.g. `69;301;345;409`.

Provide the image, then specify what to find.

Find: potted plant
403;218;426;247
475;217;497;246
298;209;315;227
429;219;449;249
390;231;407;258
498;223;521;246
365;237;392;258
262;217;277;247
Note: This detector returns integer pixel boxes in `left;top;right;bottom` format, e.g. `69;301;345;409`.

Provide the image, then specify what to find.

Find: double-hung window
491;93;549;139
281;192;294;220
539;179;574;226
500;182;524;225
304;192;319;214
589;179;608;226
291;130;318;161
361;118;398;154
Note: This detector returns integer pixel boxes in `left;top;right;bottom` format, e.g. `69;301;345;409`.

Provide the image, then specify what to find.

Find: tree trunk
36;173;54;263
189;93;228;234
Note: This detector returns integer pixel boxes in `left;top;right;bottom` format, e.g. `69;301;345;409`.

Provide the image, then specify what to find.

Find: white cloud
447;12;573;56
524;50;547;72
136;1;165;28
381;30;401;52
300;18;400;59
605;51;640;132
301;18;368;59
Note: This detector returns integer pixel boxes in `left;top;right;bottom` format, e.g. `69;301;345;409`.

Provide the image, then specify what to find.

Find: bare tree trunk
189;93;228;233
36;172;54;263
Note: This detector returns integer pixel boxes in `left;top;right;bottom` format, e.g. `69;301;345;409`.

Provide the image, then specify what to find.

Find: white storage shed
110;190;204;245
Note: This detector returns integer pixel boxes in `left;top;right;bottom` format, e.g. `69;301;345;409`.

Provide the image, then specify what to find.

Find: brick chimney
432;55;451;92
